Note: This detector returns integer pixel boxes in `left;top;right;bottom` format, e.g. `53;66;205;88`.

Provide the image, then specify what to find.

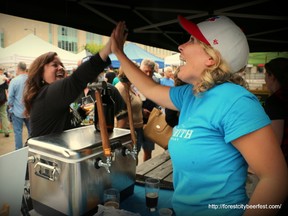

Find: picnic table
136;151;174;190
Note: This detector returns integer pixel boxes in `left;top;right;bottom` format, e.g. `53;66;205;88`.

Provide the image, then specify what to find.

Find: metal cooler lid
27;126;131;159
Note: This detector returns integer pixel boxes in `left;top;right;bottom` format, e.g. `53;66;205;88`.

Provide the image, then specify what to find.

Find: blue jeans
12;114;31;150
135;127;155;153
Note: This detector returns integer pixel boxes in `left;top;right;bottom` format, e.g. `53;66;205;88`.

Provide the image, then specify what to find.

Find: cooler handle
34;162;59;182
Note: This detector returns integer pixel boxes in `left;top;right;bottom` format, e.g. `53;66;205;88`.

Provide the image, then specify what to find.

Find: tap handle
95;157;112;173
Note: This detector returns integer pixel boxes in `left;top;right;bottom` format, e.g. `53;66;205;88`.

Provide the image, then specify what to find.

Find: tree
84;43;104;55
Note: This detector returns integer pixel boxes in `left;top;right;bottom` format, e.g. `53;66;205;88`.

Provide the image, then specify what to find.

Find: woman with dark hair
264;57;288;164
264;57;288;216
23;23;124;137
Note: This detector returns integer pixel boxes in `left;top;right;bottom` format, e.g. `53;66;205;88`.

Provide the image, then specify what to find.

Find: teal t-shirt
169;83;270;216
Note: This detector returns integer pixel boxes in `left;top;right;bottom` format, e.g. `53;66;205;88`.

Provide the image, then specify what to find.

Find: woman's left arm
232;125;288;216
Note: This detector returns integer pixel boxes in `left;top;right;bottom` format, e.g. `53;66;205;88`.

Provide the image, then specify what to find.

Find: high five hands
99;21;128;61
111;21;128;56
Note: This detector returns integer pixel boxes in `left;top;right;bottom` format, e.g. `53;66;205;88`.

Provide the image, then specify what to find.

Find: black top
29;53;111;137
165;108;179;127
105;71;117;84
142;99;158;124
0;81;8;105
264;91;286;120
264;87;288;164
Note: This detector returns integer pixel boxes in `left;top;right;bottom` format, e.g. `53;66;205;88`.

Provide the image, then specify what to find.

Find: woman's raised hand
111;21;128;56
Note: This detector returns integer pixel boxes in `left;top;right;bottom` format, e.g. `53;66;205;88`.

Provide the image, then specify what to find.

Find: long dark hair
23;52;57;117
265;57;288;87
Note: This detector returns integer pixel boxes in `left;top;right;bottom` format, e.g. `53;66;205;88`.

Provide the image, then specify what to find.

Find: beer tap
97;156;112;173
122;81;138;160
124;145;137;160
87;82;103;91
93;83;113;173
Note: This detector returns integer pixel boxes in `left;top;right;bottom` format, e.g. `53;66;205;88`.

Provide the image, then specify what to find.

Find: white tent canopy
164;53;182;67
76;49;92;62
0;34;79;71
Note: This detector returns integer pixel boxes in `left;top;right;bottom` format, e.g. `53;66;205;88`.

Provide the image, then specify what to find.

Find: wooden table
136;151;174;190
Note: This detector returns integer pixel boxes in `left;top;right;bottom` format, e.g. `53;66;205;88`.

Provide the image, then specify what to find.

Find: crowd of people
1;63;31;146
0;14;287;216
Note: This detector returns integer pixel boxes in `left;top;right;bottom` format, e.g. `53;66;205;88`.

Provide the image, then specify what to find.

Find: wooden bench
136;151;174;190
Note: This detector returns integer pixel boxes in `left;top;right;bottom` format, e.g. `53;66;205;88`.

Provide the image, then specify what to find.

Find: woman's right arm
111;21;177;110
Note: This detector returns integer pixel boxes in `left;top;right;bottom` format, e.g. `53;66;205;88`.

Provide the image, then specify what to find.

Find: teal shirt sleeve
169;84;193;110
222;93;271;143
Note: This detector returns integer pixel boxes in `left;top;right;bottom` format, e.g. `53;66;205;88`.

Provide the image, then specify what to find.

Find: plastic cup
103;188;120;209
145;177;160;212
159;208;173;216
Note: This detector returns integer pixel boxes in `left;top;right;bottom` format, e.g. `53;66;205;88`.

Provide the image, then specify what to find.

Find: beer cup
145;177;160;212
103;188;120;209
159;208;173;216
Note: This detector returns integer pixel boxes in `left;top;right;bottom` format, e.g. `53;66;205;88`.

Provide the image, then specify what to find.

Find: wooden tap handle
124;83;137;146
95;88;111;157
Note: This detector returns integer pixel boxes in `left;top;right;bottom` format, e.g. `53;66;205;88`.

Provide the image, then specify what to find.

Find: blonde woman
110;18;288;216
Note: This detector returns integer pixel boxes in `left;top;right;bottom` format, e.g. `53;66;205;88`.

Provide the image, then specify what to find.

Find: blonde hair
193;40;248;95
174;67;186;87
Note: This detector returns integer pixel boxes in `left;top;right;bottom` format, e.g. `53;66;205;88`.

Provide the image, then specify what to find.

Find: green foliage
84;43;105;54
248;52;288;65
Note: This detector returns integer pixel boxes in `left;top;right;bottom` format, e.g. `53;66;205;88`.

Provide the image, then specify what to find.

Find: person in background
105;65;117;84
115;66;143;159
165;67;186;127
74;57;127;127
152;62;161;83
112;69;120;86
110;18;288;216
264;57;288;165
0;67;10;137
112;75;120;86
264;57;288;216
139;58;159;161
23;23;124;138
8;62;31;149
74;72;128;127
160;66;175;87
159;66;176;114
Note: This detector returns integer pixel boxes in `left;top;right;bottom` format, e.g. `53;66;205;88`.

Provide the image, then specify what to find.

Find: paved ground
0;125;164;165
0;123;29;156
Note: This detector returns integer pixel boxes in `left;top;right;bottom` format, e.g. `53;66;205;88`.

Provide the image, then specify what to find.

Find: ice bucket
27;126;136;216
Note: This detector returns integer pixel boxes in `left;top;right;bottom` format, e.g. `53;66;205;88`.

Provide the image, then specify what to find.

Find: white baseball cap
178;15;249;73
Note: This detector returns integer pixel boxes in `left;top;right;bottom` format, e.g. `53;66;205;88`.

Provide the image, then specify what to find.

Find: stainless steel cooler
27;126;136;216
